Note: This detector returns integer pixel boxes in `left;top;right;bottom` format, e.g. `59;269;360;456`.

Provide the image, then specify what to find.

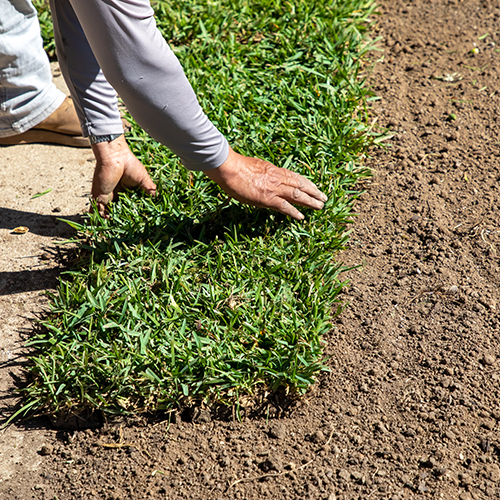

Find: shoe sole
0;129;90;148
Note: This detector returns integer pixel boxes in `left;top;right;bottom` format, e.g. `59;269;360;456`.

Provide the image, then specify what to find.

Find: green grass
24;0;381;418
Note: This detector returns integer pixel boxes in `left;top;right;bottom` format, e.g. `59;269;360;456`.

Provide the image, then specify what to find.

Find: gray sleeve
50;0;229;171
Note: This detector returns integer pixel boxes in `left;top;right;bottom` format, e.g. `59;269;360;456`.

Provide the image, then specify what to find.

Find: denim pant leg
0;0;65;137
51;0;228;171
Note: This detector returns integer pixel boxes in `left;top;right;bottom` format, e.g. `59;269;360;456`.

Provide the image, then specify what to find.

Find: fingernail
321;193;328;202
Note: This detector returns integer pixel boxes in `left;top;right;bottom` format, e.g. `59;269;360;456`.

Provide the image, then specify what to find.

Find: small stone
402;428;416;438
480;438;491;453
482;353;496;366
418;481;429;492
351;470;364;483
268;422;286;440
218;456;231;468
375;422;388;433
482;419;496;431
444;429;456;440
459;473;473;486
441;378;451;388
40;444;54;456
310;430;325;444
347;406;361;417
52;206;62;213
485;299;497;311
338;469;351;482
258;456;282;473
433;467;446;477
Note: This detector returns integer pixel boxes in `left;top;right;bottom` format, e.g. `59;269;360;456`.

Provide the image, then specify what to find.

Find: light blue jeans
0;0;65;137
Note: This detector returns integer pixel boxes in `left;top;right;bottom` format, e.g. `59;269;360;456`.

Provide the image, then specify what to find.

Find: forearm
51;0;228;170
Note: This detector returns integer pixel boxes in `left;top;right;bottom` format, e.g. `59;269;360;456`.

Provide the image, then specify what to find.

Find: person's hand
204;146;327;220
91;134;156;215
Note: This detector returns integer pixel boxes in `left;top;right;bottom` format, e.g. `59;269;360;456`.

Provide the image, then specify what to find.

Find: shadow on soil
0;207;82;237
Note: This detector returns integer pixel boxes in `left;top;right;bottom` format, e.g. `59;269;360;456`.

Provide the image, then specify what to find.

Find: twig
98;425;151;458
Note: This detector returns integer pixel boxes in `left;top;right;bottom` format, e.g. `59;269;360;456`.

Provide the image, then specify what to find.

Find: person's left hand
91;134;156;215
204;146;327;220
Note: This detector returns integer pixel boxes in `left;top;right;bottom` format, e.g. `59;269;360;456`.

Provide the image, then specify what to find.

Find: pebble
444;429;456;440
402;428;416;438
433;467;446;477
482;419;496;431
482;353;496;366
418;481;429;493
310;430;325;444
480;438;491;453
351;470;364;483
40;444;54;456
52;206;62;213
268;422;286;440
441;378;451;388
338;469;351;481
459;473;473;486
258;456;282;473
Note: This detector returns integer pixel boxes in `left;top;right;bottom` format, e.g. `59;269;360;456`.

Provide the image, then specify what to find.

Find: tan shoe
0;97;90;148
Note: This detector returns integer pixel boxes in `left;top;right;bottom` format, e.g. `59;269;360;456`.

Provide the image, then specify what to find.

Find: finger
138;176;157;197
277;185;325;210
89;199;109;218
120;168;157;196
280;169;328;202
268;197;305;221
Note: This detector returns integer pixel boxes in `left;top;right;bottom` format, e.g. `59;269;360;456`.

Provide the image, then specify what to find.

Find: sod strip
24;0;381;417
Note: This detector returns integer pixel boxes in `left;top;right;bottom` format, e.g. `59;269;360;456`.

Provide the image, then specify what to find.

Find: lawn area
25;0;381;418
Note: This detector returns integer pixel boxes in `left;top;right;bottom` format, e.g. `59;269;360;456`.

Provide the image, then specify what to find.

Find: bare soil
1;0;500;499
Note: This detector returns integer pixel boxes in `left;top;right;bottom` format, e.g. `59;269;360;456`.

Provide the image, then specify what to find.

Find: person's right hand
91;134;156;216
204;146;327;220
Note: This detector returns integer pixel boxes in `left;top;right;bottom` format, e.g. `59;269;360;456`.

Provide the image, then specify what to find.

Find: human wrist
88;133;123;145
91;134;129;164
